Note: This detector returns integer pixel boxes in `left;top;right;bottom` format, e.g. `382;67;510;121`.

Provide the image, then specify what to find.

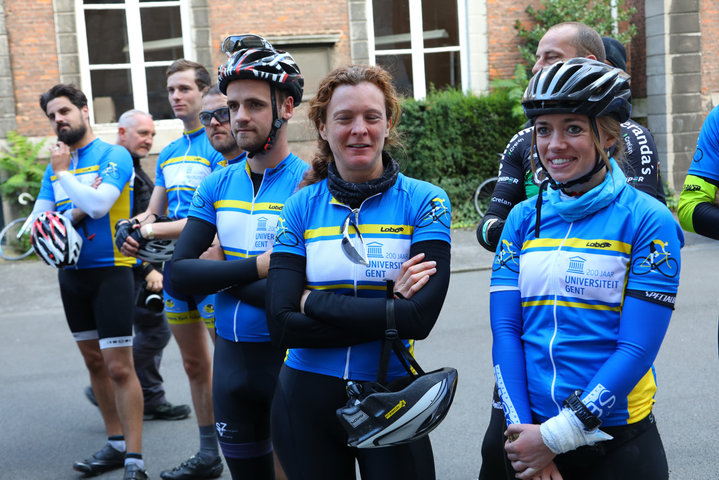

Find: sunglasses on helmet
221;34;274;57
199;107;230;127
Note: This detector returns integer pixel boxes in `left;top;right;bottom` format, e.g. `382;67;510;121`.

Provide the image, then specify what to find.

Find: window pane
376;54;413;98
425;51;461;91
84;0;123;4
422;0;459;48
140;6;184;62
146;66;173;120
373;0;410;50
90;69;133;123
85;10;129;64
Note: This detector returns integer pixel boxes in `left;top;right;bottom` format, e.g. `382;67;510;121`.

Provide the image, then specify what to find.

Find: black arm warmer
692;202;719;240
266;240;451;349
170;216;261;297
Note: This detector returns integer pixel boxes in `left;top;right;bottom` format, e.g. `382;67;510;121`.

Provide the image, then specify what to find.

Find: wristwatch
563;390;601;430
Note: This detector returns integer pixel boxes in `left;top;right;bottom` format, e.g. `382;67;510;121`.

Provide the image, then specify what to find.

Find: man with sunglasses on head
117;59;225;480
169;34;307;479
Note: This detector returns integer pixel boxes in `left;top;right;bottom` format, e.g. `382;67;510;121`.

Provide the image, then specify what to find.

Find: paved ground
1;227;718;479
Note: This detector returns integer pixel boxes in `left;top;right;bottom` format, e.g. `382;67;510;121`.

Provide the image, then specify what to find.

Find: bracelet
143;224;154;240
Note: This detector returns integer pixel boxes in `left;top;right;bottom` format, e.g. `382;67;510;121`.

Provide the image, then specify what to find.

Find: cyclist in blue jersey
477;23;665;254
265;64;450;479
118;59;224;480
487;59;682;480
170;34;306;480
33;84;148;480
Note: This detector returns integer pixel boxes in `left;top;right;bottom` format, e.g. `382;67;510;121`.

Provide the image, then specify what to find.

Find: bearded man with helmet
168;34;308;480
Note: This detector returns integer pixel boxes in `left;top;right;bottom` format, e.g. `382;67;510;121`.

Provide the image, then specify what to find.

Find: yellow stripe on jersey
304;224;413;240
524;237;632;254
214;200;284;212
522;299;621;311
160;156;211;169
626;368;657;424
50;165;99;181
109;182;135;267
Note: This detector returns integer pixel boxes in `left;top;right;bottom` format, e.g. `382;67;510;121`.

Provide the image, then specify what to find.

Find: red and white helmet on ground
31;211;83;268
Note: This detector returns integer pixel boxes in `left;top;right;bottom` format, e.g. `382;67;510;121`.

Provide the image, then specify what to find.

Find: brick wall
486;1;542;79
700;0;719;104
206;0;351;76
5;0;58;138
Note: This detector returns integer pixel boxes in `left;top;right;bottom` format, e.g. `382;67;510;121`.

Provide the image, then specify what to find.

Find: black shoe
84;385;98;407
160;454;223;480
124;463;149;480
144;401;192;421
73;443;125;476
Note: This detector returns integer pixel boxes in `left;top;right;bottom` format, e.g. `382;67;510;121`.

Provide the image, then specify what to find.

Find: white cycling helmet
31;211;83;268
336;367;458;448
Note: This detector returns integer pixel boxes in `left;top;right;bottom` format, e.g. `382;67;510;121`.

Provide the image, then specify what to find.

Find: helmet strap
247;83;286;158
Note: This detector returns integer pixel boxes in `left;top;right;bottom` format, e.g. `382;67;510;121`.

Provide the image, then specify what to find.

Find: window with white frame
371;0;466;99
76;0;191;124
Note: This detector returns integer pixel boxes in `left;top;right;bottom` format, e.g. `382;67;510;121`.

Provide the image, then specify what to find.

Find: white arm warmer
57;175;121;219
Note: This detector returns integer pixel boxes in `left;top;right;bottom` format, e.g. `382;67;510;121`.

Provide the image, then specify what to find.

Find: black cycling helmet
522;57;631;123
217;34;304;157
336;367;458;448
217;35;304;105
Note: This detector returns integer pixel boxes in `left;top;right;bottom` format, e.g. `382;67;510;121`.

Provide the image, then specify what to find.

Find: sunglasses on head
221;34;274;57
341;209;368;266
199;107;230;127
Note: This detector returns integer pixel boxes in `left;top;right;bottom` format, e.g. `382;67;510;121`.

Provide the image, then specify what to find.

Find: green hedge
391;88;525;227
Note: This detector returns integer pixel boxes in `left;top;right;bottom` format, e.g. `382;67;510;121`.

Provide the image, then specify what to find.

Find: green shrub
391;88;525;226
0;131;47;215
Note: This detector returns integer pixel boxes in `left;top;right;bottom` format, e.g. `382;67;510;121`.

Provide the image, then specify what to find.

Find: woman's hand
504;424;557;479
529;461;563;480
393;252;437;299
200;243;225;261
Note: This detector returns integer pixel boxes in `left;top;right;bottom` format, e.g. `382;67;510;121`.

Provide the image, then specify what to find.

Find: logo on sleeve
102;162;119;179
631;239;679;278
417;197;451;229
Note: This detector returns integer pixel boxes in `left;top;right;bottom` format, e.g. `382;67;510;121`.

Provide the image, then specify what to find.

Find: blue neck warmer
545;158;627;223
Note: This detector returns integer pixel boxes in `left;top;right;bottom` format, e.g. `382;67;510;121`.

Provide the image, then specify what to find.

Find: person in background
118;59;225;480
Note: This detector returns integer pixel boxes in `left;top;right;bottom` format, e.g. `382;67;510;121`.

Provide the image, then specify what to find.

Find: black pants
271;365;436;480
478;386;668;480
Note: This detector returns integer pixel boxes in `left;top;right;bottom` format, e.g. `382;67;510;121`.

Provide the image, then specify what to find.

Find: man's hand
144;268;163;292
50;142;72;174
504;424;557;479
115;219;144;257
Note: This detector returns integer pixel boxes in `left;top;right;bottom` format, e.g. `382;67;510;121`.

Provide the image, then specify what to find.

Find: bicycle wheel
0;217;34;261
474;177;498;218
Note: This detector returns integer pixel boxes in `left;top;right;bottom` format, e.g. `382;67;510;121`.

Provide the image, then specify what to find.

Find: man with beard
200;85;244;165
83;110;192;423
118;59;225;480
33;84;148;480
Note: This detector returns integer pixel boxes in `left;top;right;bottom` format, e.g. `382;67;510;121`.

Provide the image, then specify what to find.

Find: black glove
114;219;146;252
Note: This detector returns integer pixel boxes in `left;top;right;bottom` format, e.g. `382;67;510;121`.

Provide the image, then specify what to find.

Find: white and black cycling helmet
217;34;304;157
336;367;458;448
522;57;631;123
31;211;83;268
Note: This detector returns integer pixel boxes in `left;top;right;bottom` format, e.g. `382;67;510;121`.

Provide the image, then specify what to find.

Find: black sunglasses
221;34;274;57
199;107;230;127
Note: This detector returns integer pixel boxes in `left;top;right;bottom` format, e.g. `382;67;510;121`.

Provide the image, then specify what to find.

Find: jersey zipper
175;132;192;218
548;222;573;413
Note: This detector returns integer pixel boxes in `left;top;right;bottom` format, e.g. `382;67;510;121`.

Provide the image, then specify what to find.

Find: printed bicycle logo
631;239;678;278
417;197;451;229
274;217;300;246
493;239;519;273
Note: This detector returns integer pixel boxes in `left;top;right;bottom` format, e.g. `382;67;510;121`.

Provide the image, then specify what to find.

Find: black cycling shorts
58;266;134;348
213;337;285;459
478;385;668;480
271;365;436;480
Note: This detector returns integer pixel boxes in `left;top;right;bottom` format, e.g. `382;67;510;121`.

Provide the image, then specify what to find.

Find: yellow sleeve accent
677;174;718;233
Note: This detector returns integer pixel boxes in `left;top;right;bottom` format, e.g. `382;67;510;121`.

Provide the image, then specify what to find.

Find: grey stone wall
0;0;16;137
348;0;370;64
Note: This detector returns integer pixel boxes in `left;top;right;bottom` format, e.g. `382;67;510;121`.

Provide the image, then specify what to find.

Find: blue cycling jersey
37;138;135;268
188;152;308;342
272;174;452;381
154;127;224;219
490;165;683;427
